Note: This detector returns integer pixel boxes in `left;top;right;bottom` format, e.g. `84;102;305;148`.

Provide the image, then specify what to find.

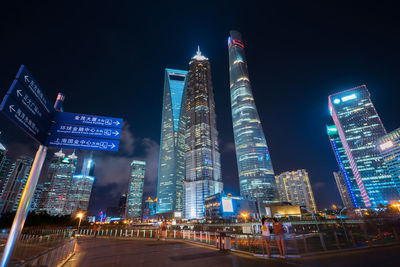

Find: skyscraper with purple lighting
328;85;400;207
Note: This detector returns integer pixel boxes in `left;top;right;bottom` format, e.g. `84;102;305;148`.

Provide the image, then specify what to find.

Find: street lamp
241;212;249;223
339;207;349;243
76;212;84;232
392;203;400;213
301;207;320;232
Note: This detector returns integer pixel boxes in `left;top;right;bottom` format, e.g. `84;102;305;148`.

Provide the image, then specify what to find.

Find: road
64;238;400;267
64;238;286;267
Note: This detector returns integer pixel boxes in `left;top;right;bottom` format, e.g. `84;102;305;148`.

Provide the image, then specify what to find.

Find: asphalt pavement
64;237;400;267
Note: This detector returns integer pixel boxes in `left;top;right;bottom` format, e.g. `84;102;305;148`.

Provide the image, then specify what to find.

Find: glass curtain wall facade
329;85;400;207
377;128;400;189
228;30;278;203
126;160;146;219
0;156;33;213
157;69;188;214
182;48;223;219
327;124;360;208
333;171;355;209
41;150;77;215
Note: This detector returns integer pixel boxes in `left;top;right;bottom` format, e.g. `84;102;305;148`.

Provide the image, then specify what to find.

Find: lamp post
241;212;249;223
301;207;320;232
76;213;84;233
392;203;400;213
339;207;349;243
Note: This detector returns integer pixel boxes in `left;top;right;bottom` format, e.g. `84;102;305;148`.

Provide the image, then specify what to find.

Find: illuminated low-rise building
275;170;317;213
377;128;400;191
204;193;257;220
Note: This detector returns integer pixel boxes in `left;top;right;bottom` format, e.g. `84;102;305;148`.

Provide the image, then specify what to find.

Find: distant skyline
0;1;399;214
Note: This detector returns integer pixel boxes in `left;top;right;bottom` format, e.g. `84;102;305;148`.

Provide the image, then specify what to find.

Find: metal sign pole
0;93;64;267
0;145;47;267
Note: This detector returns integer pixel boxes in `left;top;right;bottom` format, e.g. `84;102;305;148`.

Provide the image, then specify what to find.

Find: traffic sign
54;112;123;128
49;123;121;139
15;65;55;115
46;135;119;152
7;80;53;129
0;95;48;144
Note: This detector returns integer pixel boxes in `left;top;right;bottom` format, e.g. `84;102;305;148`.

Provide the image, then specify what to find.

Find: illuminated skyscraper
157;69;188;214
377;128;400;189
333;171;355;209
329;85;400;207
275;170;317;213
41;150;77;215
126;160;146;219
65;155;95;215
327;124;361;208
182;48;223;219
0;156;33;213
228;30;278;203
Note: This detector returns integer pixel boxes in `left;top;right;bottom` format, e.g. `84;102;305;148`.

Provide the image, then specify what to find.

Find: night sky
0;1;399;215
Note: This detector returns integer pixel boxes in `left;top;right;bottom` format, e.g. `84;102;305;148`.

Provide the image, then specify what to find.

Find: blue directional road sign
15;65;55;115
46;135;119;152
7;80;53;129
0;95;48;144
49;123;121;139
54;112;123;128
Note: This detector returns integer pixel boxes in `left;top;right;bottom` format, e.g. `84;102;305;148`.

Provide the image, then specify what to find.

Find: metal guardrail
77;226;400;256
17;238;76;267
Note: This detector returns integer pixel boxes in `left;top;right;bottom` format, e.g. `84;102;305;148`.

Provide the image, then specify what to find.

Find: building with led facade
332;171;354;209
327;124;361;208
0;156;33;213
182;47;223;219
0;143;11;192
64;155;95;215
40;150;77;215
377;128;400;189
157;69;188;214
126;160;146;219
275;170;317;213
228;30;278;203
329;85;400;207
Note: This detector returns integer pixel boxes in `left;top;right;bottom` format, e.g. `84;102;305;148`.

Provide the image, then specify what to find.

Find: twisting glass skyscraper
157;69;188;214
329;85;400;207
182;48;223;219
228;30;278;203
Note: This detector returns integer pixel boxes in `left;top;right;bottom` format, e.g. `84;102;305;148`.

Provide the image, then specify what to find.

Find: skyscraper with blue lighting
228;30;279;203
327;125;361;208
157;69;188;214
377;128;400;190
126;160;146;219
329;85;400;207
65;154;95;215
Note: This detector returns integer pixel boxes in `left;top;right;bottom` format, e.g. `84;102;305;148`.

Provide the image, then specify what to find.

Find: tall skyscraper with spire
228;30;278;203
157;68;188;214
182;47;223;219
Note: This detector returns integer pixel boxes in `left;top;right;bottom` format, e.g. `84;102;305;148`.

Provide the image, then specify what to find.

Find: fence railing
77;225;400;256
17;238;76;267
